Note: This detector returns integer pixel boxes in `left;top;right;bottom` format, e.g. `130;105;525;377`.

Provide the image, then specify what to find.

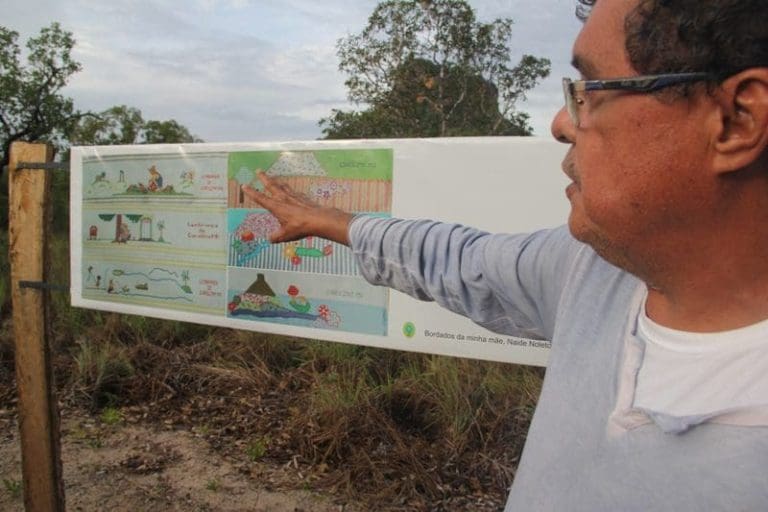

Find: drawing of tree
113;214;123;241
156;219;166;242
97;213;142;242
234;166;256;205
180;270;192;293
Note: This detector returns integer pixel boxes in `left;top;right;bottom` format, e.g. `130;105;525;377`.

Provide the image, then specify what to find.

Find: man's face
551;0;715;275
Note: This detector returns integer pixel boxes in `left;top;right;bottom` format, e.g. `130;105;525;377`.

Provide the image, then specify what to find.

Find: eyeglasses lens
562;78;578;127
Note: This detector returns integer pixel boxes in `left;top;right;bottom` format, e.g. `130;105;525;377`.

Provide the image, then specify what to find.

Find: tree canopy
67;105;144;146
141;119;201;144
67;105;202;146
320;0;551;139
0;22;82;168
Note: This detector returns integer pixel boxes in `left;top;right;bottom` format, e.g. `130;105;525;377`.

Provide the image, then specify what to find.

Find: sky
2;0;583;142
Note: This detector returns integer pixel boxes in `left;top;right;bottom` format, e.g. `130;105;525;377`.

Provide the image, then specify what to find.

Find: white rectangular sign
70;137;569;366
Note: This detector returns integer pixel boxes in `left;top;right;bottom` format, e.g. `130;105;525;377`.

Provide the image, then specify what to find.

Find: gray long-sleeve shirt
349;216;768;511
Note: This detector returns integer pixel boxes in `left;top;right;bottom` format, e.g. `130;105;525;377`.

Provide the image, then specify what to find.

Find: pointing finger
257;172;285;196
241;184;275;209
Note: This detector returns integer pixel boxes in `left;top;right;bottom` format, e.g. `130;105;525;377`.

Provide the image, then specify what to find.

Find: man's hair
577;0;768;79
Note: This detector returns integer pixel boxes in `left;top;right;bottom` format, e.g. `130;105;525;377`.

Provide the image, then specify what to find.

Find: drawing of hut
246;273;275;296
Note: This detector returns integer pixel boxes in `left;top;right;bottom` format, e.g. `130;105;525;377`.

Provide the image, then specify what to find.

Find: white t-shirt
633;307;768;418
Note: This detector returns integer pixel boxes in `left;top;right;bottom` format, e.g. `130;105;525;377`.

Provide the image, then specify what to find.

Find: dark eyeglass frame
562;72;713;127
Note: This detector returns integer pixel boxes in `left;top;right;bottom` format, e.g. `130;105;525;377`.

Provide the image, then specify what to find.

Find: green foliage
0;22;82;230
67;105;144;146
246;436;269;461
100;406;123;425
68;106;201;147
311;369;373;413
0;23;82;167
142;119;201;144
320;0;550;138
2;478;22;500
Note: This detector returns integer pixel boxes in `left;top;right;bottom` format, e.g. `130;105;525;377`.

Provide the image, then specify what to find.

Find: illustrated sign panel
225;149;392;336
72;138;569;366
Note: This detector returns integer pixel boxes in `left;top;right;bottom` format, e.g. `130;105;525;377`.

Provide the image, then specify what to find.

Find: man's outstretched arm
241;172;354;245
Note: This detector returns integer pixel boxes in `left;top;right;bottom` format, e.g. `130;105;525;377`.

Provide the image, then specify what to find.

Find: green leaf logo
402;321;416;338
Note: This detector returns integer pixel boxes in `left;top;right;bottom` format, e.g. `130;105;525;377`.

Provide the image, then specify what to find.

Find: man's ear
711;69;768;174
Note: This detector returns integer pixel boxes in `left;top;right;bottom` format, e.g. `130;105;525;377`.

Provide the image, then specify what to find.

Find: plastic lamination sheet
70;137;569;366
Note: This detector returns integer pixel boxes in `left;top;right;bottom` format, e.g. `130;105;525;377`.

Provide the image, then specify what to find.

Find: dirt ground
0;407;360;512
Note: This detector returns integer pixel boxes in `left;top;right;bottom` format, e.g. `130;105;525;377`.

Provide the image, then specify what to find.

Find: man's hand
241;172;355;246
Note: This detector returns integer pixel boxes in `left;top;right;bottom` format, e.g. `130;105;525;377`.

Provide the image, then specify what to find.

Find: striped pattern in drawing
228;234;360;276
228;177;392;213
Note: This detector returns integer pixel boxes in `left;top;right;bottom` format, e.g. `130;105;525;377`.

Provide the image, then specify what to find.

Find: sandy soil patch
0;408;359;512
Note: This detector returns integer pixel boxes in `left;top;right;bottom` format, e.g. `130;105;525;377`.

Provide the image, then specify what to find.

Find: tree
0;23;84;231
95;212;141;242
0;23;83;168
67;105;145;146
67;106;202;146
141;119;201;144
319;0;550;138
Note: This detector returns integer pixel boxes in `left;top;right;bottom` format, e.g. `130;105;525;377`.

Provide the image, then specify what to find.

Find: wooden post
8;141;65;512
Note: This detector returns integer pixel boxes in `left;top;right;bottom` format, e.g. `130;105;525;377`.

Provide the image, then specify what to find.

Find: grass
246;436;269;461
73;337;134;409
70;425;102;449
100;406;123;425
2;478;22;500
0;230;544;509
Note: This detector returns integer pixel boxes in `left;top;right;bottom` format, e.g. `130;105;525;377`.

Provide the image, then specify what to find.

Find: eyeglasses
562;72;712;127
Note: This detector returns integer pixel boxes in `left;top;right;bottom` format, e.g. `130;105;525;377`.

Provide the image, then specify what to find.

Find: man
244;0;768;509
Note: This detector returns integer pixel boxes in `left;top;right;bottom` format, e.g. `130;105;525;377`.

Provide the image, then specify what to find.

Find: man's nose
551;106;575;143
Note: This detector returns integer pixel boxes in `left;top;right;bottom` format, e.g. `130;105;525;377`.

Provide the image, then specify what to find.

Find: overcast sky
2;0;582;142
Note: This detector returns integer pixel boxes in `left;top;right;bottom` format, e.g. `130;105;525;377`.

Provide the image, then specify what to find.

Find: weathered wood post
8;141;65;511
